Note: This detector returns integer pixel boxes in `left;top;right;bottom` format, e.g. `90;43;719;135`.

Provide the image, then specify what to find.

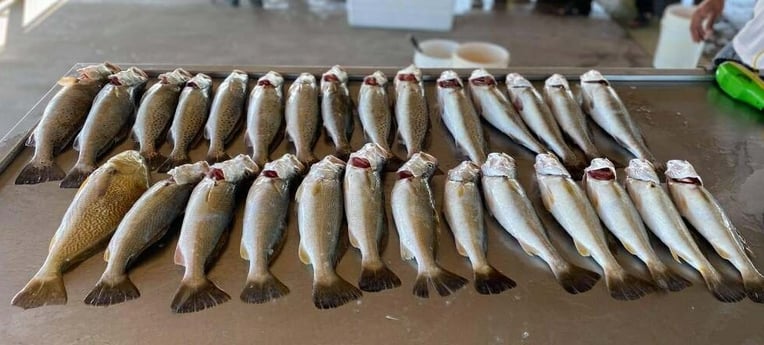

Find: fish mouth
625;159;660;183
350;157;371;169
469;76;496;87
208;168;225;180
397;170;414;180
482;153;516;178
396;73;418;82
437;79;462;89
505;73;532;88
586;168;615;181
665;160;702;185
534;153;570;177
350;143;388;168
363;71;387;86
544;74;570;89
580;70;609;85
262;170;279;178
258;79;274;87
323;74;340;83
447;161;481;182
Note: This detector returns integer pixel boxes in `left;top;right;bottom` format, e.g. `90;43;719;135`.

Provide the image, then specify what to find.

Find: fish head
257;71;284;98
398;152;438;179
580;70;608;84
505;73;532;89
308;155;346;179
394;64;422;87
348;143;388;172
289;73;317;93
468;69;497;88
624;159;660;183
534;153;571;178
447;161;481;182
584;158;616;181
437;70;463;90
261;154;305;180
102;150;150;186
109;67;148;87
321;65;348;85
363;71;388;87
228;69;250;83
665;160;703;186
209;154;259;183
481;152;517;178
168;161;210;185
187;73;213;90
77;62;122;81
544;73;570;90
158;68;192;86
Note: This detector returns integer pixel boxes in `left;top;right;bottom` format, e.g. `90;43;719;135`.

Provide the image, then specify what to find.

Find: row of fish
12;145;761;313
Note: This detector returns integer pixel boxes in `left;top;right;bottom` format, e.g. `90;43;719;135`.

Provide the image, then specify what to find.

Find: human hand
690;0;725;42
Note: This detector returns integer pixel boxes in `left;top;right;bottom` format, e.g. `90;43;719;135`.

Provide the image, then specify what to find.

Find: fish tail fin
296;150;318;167
312;274;362;309
15;160;65;185
413;266;468;298
250;150;269;170
646;262;692;292
141;150;167;171
358;262;401;292
11;273;67;309
60;164;94;188
157;153;190;174
240;272;290;304
701;269;746;303
171;278;230;313
205;150;231;164
604;270;657;301
742;271;764;303
83;274;140;306
473;265;516;295
552;264;601;294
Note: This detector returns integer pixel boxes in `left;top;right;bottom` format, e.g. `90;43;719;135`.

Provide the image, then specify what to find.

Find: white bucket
653;4;705;68
452;42;510;68
414;39;459;68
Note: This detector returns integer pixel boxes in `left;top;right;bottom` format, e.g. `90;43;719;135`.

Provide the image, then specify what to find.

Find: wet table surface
1;65;763;345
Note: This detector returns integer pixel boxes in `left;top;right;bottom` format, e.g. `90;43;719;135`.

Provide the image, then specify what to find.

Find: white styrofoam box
347;0;456;32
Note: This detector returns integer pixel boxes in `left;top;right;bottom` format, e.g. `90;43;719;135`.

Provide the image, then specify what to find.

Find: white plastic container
347;0;455;32
653;4;705;68
452;42;510;68
414;39;459;68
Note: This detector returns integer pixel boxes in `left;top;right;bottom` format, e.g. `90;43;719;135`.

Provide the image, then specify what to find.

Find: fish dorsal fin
244;131;252;149
298;241;311;265
203;126;210;140
518;241;538;256
239;243;248;260
72;134;81;152
715;247;731;260
57;76;78;86
25;133;36;147
669;249;683;264
103;248;111;262
348;229;360;249
622;242;638;256
455;240;468;257
574;240;590;257
400;242;414;261
174;245;185;266
49;231;62;251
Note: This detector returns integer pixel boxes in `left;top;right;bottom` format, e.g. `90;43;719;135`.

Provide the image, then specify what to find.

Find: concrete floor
0;0;650;139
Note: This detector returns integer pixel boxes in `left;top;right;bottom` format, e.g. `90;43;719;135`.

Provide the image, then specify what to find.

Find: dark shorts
712;42;763;76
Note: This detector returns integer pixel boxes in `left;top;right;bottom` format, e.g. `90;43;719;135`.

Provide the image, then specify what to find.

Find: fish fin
622;242;638;256
413;266;468;298
605;271;657;301
399;242;414;261
703;273;746;303
11;273;67;309
166;130;174;145
239;243;248;260
573;240;590;257
240;272;290;304
25;132;36;147
244;131;252;150
646;263;691;292
518;241;538;256
57;76;78;86
715;247;732;261
72;134;81;152
347;229;361;249
15;160;66;185
454;240;468;257
552;264;601;294
312;275;362;309
103;248;111;262
298;241;311;265
203;126;210;140
83;274;140;306
669;249;683;264
174;246;185;266
205;150;230;164
743;273;764;303
60;163;97;189
171;278;230;313
142;151;167;171
358;262;401;292
157;155;190;174
474;265;516;295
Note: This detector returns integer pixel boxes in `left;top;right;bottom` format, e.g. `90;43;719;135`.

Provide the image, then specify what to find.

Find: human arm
690;0;725;42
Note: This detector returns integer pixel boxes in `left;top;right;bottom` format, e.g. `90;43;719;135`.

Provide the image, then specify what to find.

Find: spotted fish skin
285;73;320;165
394;65;429;159
205;70;249;164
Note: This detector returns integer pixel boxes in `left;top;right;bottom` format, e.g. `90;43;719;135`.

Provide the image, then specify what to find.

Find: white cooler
347;0;456;32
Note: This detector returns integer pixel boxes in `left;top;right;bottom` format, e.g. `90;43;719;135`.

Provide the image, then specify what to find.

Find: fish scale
205;70;249;163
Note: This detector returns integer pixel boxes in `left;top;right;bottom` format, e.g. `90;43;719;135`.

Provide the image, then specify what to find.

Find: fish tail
552;264;601;294
742;271;764;303
646;262;692;292
296;150;318;167
83;274;140;307
604;270;657;301
205;150;231;164
240;272;290;304
60;163;95;188
141;150;167;171
312;274;362;309
250;150;269;169
701;269;746;303
413;266;468;298
473;264;516;295
358;262;401;292
171;278;230;313
157;153;190;174
11;273;67;309
15;159;65;185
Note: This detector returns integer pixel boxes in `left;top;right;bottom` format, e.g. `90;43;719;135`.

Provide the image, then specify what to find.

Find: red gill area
397;73;418;82
586;168;615;181
109;76;122;86
262;170;279;178
209;168;225;181
470;76;496;86
672;177;702;185
438;79;461;88
258;79;274;87
363;76;379;86
397;170;414;179
187;80;200;88
350;157;371;169
323;74;340;83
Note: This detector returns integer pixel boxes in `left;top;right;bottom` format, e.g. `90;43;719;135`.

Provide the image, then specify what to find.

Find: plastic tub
414;39;460;68
653;4;705;69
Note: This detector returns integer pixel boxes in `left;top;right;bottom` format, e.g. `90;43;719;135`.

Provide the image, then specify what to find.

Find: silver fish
240;154;304;304
468;69;546;154
436;71;487;164
394;65;429;159
12;151;149;309
158;73;213;172
171;155;258;313
506;73;582;169
358;71;393;156
583;158;690;292
16;62;121;185
481;153;600;294
246;71;284;167
624;159;745;302
391;152;468;297
444;160;516;294
84;161;209;306
285;73;320;165
61;67;149;188
321;65;353;159
205;70;249;163
665;160;764;302
133;68;192;169
579;70;657;166
296;155;362;309
344;143;400;292
535;153;655;300
543;74;601;160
